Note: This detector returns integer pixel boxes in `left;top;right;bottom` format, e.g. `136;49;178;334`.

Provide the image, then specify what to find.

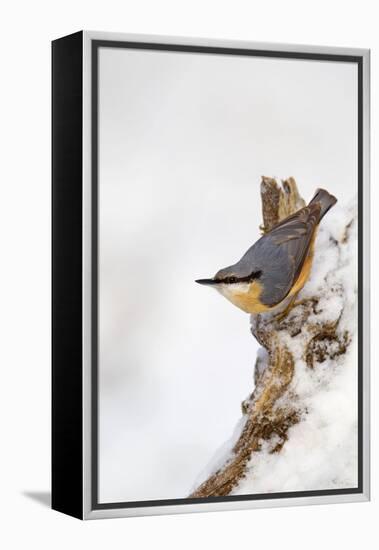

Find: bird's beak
195;278;219;286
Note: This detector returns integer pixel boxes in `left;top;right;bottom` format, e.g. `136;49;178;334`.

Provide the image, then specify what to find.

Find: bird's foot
271;295;305;323
272;308;292;323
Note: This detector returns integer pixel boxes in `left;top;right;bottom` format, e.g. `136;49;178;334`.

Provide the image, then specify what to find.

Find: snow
194;197;359;494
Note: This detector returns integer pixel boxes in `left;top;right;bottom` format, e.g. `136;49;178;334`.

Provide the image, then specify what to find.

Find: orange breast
228;280;271;314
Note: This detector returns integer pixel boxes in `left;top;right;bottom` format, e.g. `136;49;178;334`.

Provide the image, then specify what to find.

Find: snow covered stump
190;177;358;498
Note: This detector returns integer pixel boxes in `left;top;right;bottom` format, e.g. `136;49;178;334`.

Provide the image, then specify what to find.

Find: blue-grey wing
242;204;321;306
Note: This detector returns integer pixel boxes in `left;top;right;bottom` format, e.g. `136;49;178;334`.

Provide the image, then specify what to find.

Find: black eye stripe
222;270;262;284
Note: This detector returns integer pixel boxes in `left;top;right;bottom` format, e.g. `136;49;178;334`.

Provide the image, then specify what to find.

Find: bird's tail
309;188;337;220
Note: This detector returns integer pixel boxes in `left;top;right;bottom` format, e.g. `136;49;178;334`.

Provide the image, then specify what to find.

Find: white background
0;1;377;548
97;47;357;501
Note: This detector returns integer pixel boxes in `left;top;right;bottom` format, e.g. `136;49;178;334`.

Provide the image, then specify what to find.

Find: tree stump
189;177;355;498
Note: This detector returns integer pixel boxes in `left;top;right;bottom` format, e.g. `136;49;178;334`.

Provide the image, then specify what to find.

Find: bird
195;188;337;317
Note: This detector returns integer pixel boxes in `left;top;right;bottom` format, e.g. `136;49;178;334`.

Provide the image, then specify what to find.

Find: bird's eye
228;277;237;284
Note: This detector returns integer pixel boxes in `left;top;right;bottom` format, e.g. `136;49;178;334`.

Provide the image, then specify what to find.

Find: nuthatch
196;188;337;315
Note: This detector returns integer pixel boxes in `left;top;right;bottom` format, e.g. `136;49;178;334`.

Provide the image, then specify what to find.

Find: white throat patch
216;282;251;299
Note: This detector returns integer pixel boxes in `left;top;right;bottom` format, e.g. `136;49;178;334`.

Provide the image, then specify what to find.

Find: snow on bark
190;178;358;497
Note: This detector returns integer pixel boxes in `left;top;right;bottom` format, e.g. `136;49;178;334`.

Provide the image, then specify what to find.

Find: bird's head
195;266;263;313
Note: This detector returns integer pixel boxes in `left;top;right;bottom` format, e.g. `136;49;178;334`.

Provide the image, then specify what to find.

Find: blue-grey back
229;203;322;306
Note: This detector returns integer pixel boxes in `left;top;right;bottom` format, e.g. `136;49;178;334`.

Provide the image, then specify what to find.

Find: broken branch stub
260;176;306;233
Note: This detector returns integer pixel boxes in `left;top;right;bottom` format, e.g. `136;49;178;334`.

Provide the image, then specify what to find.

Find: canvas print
96;45;360;504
